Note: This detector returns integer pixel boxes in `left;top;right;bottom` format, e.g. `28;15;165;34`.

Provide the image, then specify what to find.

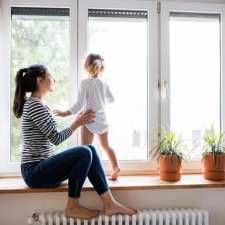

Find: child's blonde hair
84;53;104;77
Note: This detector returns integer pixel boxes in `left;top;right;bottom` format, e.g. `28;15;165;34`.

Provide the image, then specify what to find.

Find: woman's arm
28;100;94;145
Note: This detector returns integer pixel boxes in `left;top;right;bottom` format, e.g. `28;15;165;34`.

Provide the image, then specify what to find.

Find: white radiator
28;209;209;225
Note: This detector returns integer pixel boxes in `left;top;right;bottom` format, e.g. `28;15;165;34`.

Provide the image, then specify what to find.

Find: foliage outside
11;16;70;162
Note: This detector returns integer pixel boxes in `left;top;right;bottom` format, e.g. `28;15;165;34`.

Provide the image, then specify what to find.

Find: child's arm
105;83;115;103
68;81;86;114
54;109;71;117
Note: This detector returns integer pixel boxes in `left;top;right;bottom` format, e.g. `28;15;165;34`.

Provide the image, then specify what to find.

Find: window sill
0;174;225;194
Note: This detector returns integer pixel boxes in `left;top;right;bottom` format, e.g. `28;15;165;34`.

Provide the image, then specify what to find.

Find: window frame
160;1;225;172
1;0;225;176
78;0;159;174
0;0;78;176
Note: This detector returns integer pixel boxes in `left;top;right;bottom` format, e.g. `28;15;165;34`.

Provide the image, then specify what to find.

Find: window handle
161;80;169;99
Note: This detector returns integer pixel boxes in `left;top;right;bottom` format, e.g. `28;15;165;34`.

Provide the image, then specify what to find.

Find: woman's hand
70;110;95;131
53;109;71;117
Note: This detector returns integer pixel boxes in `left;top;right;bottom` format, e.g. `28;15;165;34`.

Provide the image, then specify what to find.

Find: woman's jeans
21;145;109;198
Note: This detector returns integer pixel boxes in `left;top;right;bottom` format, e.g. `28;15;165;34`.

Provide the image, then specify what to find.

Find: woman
13;64;136;219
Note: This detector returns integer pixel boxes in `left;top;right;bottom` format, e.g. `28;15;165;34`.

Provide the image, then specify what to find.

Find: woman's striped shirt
21;97;72;163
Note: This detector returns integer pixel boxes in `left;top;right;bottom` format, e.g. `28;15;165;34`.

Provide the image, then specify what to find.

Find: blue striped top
21;97;72;163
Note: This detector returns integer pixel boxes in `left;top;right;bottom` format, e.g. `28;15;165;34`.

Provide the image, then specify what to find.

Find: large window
11;7;70;161
169;13;221;159
1;0;225;175
88;9;148;160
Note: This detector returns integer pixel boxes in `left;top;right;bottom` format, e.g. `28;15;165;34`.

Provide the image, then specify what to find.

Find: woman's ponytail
13;64;47;118
13;68;28;118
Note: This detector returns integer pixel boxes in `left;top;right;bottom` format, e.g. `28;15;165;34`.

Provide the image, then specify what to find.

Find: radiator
28;208;209;225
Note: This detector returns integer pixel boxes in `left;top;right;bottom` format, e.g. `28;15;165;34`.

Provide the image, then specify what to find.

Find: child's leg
81;126;94;145
97;132;120;180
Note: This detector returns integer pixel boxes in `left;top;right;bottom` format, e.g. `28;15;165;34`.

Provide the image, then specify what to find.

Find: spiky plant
153;130;184;161
202;126;225;158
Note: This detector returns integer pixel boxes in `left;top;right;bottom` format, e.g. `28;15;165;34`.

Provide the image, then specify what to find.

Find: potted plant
202;127;225;181
153;130;184;181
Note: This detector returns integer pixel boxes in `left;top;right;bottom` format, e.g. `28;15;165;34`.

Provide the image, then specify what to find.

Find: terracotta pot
203;153;225;181
159;154;182;181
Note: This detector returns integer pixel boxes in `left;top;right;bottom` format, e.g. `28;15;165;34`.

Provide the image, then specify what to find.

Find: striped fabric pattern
21;97;72;163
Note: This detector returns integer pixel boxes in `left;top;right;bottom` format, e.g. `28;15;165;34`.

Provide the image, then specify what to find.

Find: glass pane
88;16;148;160
11;13;70;162
169;14;221;159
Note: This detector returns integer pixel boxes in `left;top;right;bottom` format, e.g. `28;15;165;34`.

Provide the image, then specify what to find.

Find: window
160;2;225;170
1;0;225;175
10;7;71;162
169;12;221;160
88;9;148;160
78;0;157;173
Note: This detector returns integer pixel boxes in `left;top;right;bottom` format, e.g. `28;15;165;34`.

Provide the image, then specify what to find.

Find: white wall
0;188;225;225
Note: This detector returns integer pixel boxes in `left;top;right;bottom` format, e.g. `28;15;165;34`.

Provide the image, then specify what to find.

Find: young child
55;53;120;180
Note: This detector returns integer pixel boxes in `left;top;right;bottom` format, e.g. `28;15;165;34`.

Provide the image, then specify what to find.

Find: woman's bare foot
101;190;137;216
108;168;120;181
104;200;136;216
65;205;99;220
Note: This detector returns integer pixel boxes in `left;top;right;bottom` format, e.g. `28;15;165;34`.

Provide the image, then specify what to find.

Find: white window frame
1;0;225;176
0;0;78;176
78;0;159;175
160;1;225;172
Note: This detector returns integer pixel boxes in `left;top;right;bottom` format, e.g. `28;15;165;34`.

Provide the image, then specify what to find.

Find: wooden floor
1;174;225;194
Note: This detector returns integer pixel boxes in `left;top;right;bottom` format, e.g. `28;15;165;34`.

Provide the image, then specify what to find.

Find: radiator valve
27;212;40;224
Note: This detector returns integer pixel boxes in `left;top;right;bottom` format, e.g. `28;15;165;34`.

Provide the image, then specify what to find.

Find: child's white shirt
69;77;114;134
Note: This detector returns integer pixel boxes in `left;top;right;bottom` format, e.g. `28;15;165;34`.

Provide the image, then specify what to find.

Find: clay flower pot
159;154;182;181
203;153;225;181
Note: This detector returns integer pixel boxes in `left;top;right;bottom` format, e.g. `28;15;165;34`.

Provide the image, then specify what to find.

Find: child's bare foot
104;200;137;216
65;205;99;220
108;168;120;181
